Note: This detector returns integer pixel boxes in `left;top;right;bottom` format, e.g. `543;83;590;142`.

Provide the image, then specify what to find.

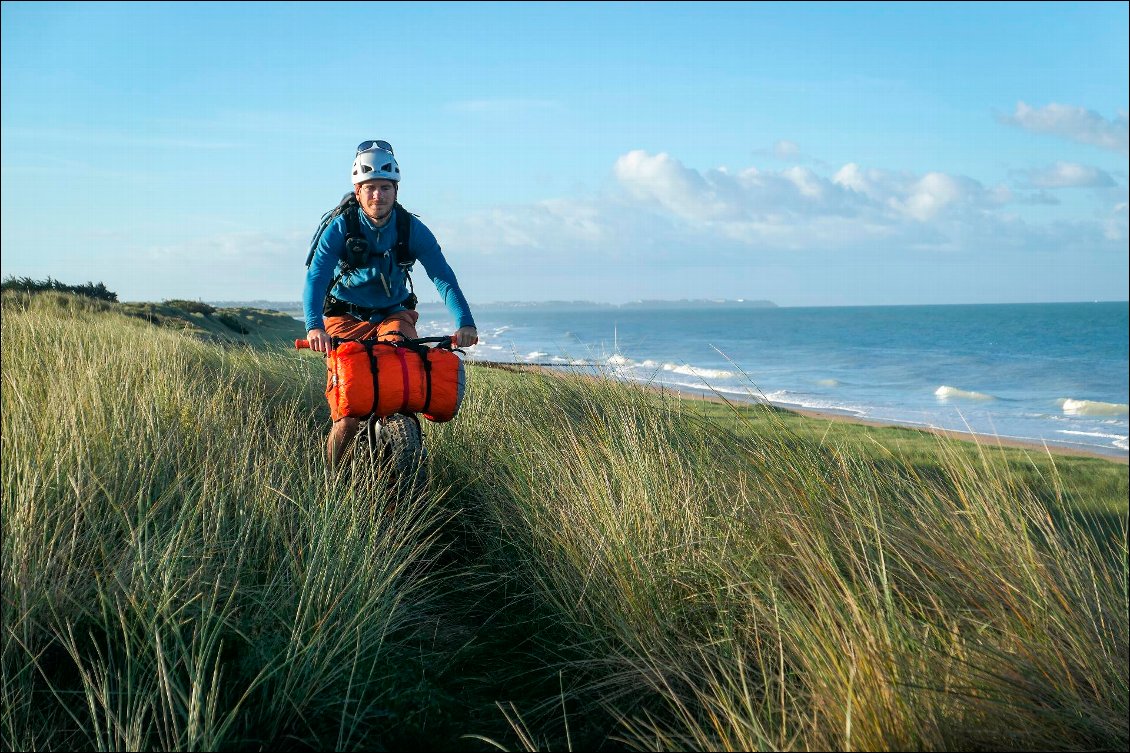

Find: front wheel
370;413;427;504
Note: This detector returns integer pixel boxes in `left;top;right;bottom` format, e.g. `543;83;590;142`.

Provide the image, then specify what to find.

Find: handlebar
295;335;460;351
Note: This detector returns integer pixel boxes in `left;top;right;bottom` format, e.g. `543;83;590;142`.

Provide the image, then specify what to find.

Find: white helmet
351;148;400;184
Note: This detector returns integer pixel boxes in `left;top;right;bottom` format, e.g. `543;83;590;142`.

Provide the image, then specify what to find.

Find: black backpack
306;192;417;311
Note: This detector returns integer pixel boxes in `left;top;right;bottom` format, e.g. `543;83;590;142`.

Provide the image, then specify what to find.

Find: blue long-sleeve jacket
303;206;475;332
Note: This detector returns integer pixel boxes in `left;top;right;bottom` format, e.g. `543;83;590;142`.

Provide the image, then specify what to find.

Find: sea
408;301;1129;459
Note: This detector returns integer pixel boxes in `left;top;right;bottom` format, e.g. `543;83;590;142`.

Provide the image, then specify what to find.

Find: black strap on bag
394;340;435;416
366;342;380;422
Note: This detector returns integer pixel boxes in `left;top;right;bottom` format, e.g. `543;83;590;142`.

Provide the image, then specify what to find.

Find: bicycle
295;334;464;503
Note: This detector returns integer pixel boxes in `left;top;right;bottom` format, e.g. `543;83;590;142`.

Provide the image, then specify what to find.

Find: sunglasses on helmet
356;139;394;155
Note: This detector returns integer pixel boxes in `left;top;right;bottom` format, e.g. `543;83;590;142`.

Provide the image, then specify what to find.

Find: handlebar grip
295;339;310;349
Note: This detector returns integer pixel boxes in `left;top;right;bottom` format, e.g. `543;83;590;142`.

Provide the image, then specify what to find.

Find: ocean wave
816;378;841;388
1057;430;1130;451
657;379;763;399
761;390;868;417
663;363;736;380
935;385;996;401
1058;429;1129;441
1058;398;1129;417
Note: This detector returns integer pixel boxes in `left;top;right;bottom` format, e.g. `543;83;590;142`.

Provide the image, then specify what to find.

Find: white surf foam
658;380;763;399
935;385;996;401
761;390;869;417
1058;398;1129;417
662;363;736;380
1058;430;1130;451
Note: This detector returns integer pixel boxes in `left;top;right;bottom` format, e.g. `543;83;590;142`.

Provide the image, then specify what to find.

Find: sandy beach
785;404;1128;464
473;362;1129;465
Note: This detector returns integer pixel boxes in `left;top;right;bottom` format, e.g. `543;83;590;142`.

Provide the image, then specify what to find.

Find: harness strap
312;196;419;314
323;294;417;321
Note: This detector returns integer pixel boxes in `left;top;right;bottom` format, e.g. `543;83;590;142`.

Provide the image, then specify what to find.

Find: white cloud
1020;162;1117;189
435;150;1125;272
1104;198;1129;242
613;150;749;221
773;140;800;159
782;166;825;199
832;163;871;194
1001;102;1130;155
891;172;983;222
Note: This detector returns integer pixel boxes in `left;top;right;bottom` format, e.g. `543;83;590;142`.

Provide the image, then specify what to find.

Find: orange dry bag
325;341;465;423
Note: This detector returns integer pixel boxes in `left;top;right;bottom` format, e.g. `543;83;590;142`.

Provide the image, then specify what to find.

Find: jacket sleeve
302;217;346;332
410;217;476;329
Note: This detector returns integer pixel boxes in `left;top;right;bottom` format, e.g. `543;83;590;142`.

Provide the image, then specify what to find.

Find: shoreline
784;404;1129;464
470;361;1129;465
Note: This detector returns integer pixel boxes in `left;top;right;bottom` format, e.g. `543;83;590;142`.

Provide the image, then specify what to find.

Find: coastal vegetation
1;275;119;303
2;290;1126;751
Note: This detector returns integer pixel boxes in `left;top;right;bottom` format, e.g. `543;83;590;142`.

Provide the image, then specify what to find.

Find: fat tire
372;413;427;503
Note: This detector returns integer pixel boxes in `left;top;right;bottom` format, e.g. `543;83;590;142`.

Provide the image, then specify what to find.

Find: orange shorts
323;309;419;343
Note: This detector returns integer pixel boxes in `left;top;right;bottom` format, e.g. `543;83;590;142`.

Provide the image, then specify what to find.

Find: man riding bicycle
303;139;478;468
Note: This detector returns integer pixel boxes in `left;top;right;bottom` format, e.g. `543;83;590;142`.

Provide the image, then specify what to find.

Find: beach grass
2;291;1126;751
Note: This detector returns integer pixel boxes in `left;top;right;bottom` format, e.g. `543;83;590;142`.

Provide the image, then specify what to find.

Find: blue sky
2;1;1127;307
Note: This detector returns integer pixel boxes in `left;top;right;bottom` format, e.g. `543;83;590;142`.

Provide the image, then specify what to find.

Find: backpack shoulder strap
391;202;419;310
391;202;416;269
343;197;362;246
305;192;358;267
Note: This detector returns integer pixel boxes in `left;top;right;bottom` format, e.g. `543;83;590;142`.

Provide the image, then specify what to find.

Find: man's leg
322;310;420;471
322;316;374;472
375;310;420;341
327;416;362;470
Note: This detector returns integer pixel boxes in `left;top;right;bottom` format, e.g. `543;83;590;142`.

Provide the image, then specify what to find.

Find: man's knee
378;310;419;341
327;417;362;468
332;416;361;439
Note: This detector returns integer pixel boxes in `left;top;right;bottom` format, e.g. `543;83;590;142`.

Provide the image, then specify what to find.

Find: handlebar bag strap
326;340;376;422
422;348;465;423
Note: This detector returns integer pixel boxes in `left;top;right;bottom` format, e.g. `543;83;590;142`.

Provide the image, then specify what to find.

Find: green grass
0;289;306;347
3;292;1126;751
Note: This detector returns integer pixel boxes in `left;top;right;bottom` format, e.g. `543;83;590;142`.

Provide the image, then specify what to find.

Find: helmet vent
351;148;401;184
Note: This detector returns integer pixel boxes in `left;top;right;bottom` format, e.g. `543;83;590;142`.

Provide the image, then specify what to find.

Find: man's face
355;180;397;223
